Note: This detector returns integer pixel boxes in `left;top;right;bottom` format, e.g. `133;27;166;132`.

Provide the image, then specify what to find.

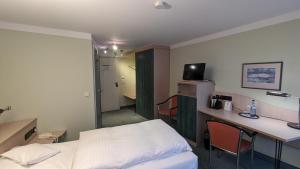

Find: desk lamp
267;91;300;130
287;98;300;129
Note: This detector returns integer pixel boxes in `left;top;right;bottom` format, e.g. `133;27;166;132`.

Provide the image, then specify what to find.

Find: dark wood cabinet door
136;49;154;120
177;95;197;141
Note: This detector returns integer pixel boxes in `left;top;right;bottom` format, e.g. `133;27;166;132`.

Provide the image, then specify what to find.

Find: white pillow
1;143;60;166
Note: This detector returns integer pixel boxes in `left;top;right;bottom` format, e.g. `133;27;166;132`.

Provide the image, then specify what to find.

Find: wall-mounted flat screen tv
183;63;206;80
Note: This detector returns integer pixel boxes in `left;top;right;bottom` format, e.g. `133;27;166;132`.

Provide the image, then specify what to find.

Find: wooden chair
156;95;178;124
207;120;257;169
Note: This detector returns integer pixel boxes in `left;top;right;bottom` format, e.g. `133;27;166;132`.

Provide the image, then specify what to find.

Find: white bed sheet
0;141;198;169
128;151;198;169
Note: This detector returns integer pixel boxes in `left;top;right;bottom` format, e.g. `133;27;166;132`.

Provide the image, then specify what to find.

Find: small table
123;92;136;100
28;129;66;144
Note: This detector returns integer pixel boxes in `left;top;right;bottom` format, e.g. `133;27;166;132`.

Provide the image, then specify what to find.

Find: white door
100;57;120;112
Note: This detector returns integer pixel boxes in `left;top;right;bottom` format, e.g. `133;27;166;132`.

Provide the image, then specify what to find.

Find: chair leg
217;150;223;158
251;148;254;169
209;145;212;169
251;135;256;169
236;152;240;169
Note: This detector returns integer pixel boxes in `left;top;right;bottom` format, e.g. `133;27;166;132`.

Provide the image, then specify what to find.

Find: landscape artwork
242;62;283;90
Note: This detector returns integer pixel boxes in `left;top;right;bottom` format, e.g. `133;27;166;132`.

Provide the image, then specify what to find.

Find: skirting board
120;104;136;109
254;151;300;169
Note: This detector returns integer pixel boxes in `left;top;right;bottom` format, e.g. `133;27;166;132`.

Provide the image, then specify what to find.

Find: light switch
84;92;90;97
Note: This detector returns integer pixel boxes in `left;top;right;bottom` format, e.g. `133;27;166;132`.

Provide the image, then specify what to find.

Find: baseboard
254;151;300;169
120;104;136;109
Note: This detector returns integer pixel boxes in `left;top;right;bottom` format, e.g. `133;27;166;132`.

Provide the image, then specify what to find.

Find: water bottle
250;99;256;117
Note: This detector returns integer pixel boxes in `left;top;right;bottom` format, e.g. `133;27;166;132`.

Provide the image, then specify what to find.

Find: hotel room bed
0;120;198;169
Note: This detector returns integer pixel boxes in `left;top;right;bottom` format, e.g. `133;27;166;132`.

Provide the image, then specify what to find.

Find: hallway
101;107;147;127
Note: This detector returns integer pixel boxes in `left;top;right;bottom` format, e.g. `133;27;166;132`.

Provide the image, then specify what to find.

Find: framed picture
242;62;283;91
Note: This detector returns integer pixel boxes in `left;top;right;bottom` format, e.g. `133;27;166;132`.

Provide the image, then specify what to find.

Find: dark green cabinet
177;95;197;141
136;49;154;120
176;81;214;145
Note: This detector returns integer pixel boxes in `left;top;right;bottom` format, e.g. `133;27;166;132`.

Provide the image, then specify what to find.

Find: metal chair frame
156;95;178;123
207;120;257;169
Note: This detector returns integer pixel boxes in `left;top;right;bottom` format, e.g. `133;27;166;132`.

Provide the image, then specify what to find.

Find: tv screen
183;63;206;80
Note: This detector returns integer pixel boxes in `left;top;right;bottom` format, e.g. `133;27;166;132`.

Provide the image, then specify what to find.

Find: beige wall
170;19;300;167
116;52;136;107
0;29;95;141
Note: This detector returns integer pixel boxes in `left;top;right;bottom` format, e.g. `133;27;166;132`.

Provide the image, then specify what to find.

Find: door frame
93;47;102;128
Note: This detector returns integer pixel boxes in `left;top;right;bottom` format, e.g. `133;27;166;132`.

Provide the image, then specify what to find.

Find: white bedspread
72;119;192;169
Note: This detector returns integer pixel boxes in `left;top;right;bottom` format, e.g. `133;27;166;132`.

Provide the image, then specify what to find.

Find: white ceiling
1;0;300;49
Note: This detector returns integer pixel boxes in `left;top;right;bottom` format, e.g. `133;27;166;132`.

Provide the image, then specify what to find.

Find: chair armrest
156;95;178;106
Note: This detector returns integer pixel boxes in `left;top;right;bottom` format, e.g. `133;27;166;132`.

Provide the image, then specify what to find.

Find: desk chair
156;95;178;124
207;121;257;169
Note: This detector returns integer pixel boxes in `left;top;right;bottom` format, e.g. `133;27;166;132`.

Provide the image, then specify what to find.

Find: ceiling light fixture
154;0;171;9
104;50;107;54
112;44;118;51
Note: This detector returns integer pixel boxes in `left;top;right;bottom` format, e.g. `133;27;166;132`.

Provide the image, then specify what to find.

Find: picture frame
241;62;283;91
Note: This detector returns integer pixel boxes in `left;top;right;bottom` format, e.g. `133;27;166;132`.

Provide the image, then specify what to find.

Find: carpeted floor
193;145;280;169
101;107;147;127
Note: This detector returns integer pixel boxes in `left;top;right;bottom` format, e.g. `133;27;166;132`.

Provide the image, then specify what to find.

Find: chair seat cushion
158;109;176;116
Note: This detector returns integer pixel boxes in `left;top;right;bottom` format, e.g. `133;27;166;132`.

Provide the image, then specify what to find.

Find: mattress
0;141;198;169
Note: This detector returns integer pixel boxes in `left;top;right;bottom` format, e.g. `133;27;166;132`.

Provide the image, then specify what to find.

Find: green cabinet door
136;49;154;120
177;95;197;141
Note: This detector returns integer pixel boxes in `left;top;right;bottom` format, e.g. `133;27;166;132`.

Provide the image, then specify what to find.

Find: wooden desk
198;108;300;169
123;92;136;100
0;119;37;153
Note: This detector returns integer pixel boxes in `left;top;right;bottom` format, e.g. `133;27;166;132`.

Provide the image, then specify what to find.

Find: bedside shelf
0;119;37;153
28;129;66;144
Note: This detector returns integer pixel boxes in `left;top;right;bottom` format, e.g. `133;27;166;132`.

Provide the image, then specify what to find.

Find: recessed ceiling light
112;45;118;51
154;0;171;9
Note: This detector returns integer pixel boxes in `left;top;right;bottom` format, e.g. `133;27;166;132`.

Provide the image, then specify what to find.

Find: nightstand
28;129;66;144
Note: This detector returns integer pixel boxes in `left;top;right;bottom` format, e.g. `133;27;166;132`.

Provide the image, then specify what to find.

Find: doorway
95;50;147;128
100;57;120;112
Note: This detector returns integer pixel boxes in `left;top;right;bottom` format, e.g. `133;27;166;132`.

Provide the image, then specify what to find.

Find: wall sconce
0;106;11;116
266;91;291;97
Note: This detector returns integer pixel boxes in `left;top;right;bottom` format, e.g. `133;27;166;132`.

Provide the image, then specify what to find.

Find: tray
238;112;259;119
